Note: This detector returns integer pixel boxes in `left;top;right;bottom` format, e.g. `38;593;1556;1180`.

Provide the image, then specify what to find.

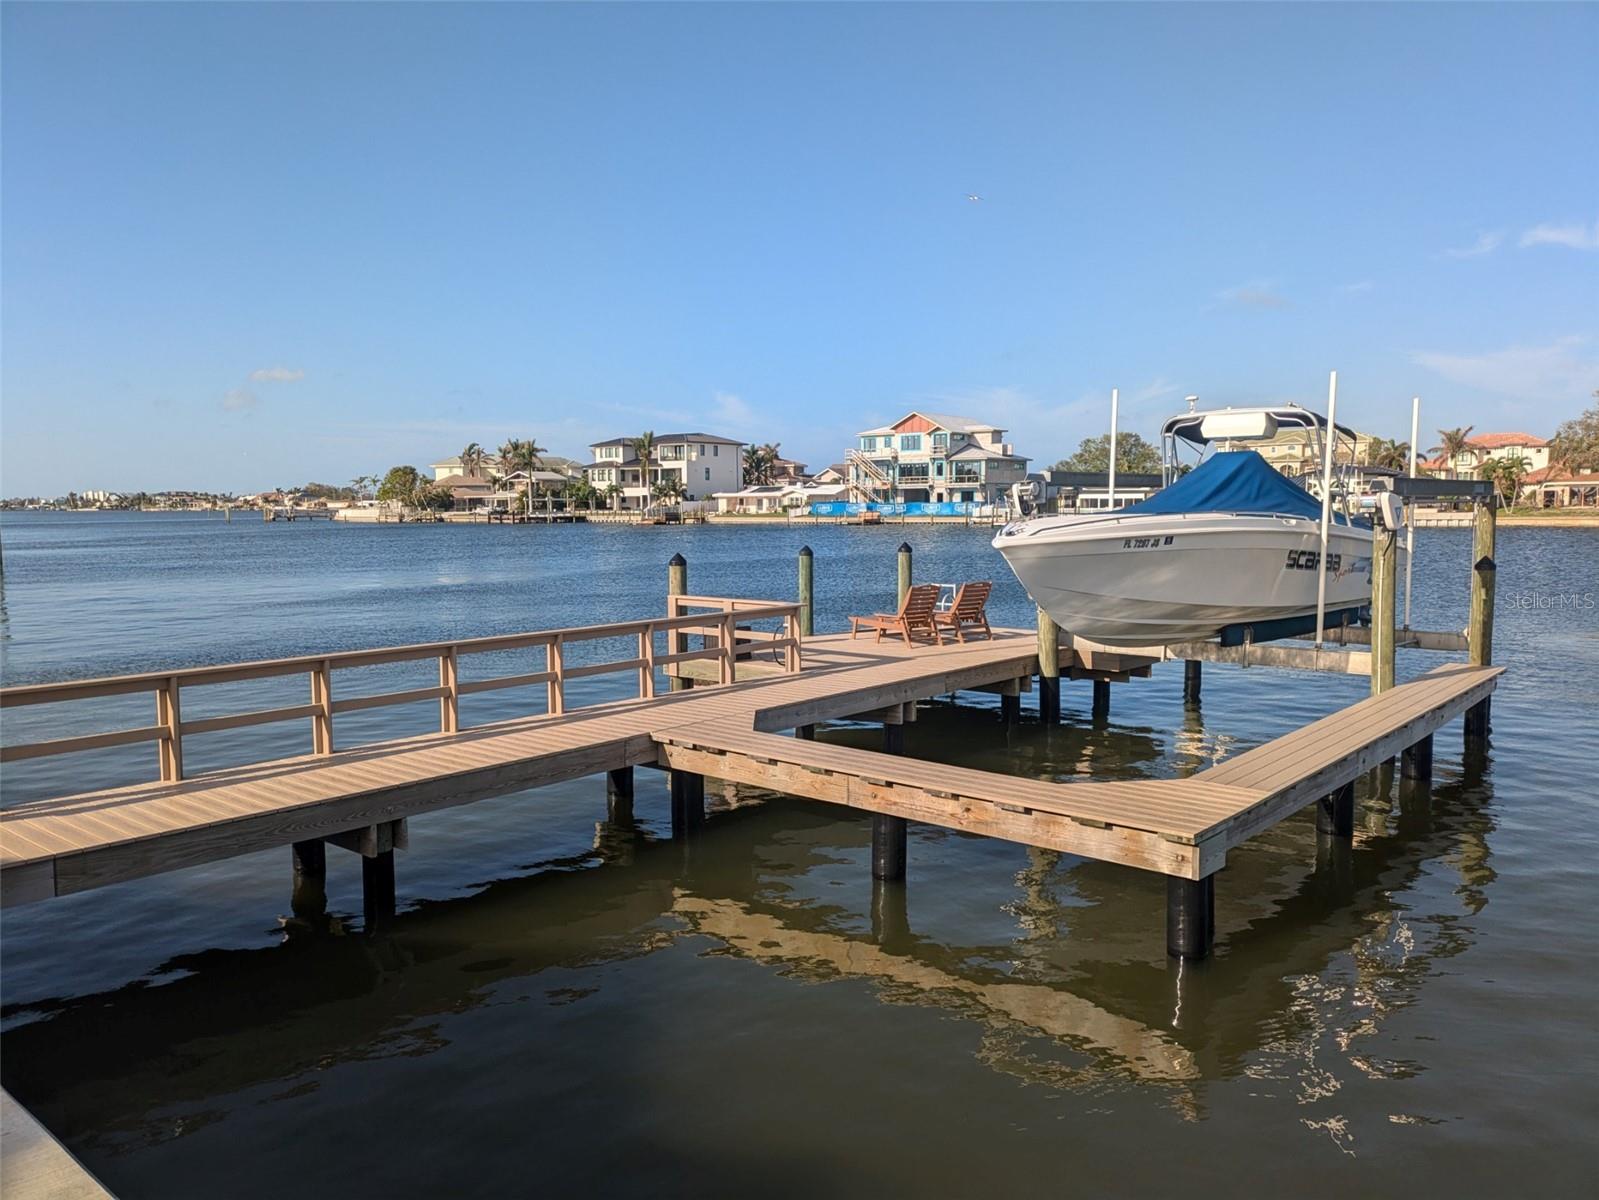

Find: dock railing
665;595;804;676
0;599;802;783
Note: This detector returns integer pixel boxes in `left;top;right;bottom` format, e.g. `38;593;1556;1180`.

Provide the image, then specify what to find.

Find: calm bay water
1;511;1596;1197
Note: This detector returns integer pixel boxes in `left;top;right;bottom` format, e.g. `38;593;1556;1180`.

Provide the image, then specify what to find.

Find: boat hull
993;512;1379;644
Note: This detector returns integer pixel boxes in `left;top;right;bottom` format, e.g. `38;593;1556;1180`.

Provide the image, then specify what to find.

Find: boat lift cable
1314;371;1338;648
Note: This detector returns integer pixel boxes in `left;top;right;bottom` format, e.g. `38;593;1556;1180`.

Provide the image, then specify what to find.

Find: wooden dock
1;592;1498;958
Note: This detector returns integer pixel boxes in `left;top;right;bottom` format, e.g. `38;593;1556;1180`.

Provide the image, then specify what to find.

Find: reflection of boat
993;406;1378;645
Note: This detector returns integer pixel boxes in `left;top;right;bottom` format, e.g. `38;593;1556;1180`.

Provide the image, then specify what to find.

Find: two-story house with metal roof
848;412;1029;505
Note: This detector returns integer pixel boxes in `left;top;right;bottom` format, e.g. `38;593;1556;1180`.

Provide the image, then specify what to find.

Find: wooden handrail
0;597;803;781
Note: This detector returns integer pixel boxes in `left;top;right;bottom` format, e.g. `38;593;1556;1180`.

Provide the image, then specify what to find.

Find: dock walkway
2;628;1497;906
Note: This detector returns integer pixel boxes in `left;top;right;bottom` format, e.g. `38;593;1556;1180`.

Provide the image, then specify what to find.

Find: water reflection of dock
1;750;1497;1157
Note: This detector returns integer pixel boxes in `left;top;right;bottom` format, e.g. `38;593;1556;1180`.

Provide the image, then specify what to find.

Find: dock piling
1466;499;1497;742
670;769;704;834
896;542;912;608
1036;607;1061;723
872;719;908;881
1183;660;1202;705
1092;679;1111;718
290;840;326;918
607;766;634;822
1316;781;1355;837
362;851;396;931
797;546;814;638
668;553;689;692
1371;524;1398;696
1166;875;1214;960
1401;734;1434;781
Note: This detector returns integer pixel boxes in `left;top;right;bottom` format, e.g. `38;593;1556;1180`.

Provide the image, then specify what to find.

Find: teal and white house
846;412;1030;506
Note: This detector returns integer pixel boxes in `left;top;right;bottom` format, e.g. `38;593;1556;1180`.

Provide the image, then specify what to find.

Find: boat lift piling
1313;370;1339;647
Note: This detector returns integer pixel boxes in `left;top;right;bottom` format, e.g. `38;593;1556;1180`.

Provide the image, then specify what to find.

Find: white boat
993;405;1380;645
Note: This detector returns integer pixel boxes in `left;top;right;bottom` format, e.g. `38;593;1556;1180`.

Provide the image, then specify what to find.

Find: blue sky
2;2;1595;495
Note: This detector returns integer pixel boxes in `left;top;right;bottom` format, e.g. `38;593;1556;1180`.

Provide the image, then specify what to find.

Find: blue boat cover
1122;450;1363;525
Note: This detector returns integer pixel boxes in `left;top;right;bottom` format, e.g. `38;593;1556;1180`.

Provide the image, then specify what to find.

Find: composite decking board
1205;667;1496;791
1203;675;1464;784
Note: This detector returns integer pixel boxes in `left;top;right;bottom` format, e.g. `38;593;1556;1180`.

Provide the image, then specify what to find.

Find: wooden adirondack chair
932;581;993;642
850;584;943;646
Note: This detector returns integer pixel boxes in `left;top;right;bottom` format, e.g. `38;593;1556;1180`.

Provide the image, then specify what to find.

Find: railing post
897;542;912;608
786;610;802;673
639;626;656;699
547;636;565;716
157;676;184;782
1466;497;1497;742
719;611;736;685
797;546;814;637
311;659;334;755
668;553;689;692
439;647;460;734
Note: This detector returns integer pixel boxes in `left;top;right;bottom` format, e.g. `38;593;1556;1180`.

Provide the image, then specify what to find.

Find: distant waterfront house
583;433;745;511
847;412;1029;505
812;464;848;486
1520;465;1598;508
1445;432;1551;477
713;482;848;514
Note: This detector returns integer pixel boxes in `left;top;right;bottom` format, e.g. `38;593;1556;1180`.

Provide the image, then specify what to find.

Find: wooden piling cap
898;542;912;554
798;545;812;557
669;552;687;566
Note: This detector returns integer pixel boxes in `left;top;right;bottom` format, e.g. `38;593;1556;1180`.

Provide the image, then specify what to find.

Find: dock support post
668;552;689;692
896;542;912;609
1037;607;1061;723
1466;499;1497;743
795;725;815;740
362;851;396;931
797;545;814;638
607;766;634;822
1371;524;1398;696
1316;781;1355;837
1401;734;1434;782
291;840;326;918
1166;875;1214;960
872;720;908;881
1183;660;1202;705
870;879;909;947
1092;679;1111;717
670;769;704;835
1001;691;1021;725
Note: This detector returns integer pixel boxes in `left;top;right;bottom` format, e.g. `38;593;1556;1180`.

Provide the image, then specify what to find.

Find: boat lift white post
1404;396;1419;630
1108;387;1119;510
1314;370;1338;648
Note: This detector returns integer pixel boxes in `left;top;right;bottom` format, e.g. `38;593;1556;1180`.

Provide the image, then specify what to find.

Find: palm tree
652;477;685;511
1431;426;1476;478
459;442;487;479
603;482;622;511
633;431;657;512
1364;437;1411;471
1481;454;1532;507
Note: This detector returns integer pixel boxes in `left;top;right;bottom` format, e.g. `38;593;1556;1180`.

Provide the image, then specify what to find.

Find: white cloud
1519;219;1599;251
1443;232;1502;259
1216;280;1289;310
916;380;1182;462
1337;280;1374;295
249;366;305;383
1412;335;1599;403
222;388;258;412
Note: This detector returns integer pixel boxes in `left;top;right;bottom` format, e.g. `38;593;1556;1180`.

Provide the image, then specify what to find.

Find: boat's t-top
1159;402;1359;488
